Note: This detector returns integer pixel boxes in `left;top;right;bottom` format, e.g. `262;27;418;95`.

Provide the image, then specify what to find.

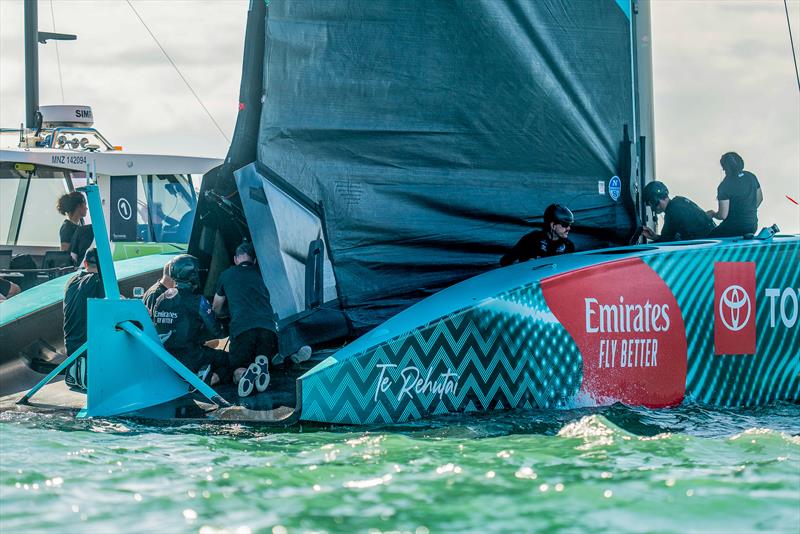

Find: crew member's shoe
238;363;260;397
254;355;271;393
290;345;312;364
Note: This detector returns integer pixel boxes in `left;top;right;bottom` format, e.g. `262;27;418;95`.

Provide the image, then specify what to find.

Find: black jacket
500;230;575;266
153;288;221;359
659;196;715;242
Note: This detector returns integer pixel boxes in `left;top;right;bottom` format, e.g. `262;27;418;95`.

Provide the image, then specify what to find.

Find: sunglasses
556;221;572;228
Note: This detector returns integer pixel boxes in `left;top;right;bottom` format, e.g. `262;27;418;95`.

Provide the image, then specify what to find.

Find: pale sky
1;0;798;232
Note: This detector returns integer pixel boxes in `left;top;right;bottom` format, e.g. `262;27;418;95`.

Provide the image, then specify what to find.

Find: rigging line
785;0;800;92
49;0;65;103
124;0;231;143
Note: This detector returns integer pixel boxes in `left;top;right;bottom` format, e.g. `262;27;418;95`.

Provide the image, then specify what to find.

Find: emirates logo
719;285;752;332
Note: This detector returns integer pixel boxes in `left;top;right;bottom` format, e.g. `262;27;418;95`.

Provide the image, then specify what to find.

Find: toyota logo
719;284;751;332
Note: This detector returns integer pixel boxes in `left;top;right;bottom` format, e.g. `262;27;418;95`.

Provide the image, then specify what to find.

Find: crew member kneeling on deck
500;203;575;266
153;254;231;387
142;258;175;318
63;248;104;390
641;181;715;242
212;241;278;398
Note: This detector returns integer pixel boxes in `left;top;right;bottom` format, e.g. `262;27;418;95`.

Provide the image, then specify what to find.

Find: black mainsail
190;0;654;350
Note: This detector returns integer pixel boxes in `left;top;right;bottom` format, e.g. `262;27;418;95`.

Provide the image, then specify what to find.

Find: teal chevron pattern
300;283;582;424
300;239;799;424
644;239;799;407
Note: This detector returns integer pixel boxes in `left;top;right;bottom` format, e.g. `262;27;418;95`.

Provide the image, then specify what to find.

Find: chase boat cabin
0;105;221;290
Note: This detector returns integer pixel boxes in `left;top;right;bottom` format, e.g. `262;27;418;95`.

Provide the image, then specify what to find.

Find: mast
23;0;38;128
23;0;77;128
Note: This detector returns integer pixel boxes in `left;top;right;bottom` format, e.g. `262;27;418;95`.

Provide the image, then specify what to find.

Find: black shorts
229;328;278;369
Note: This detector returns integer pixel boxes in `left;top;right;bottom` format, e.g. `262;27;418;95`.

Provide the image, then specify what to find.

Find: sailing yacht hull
297;237;800;424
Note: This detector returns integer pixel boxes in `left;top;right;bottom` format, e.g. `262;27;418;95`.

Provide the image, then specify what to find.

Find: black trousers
229;328;279;370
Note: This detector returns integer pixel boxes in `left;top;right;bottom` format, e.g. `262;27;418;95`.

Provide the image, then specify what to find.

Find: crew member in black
213;241;279;396
641;181;715;242
63;248;104;390
56;192;94;263
0;278;21;301
142;258;175;317
500;203;576;266
153;255;230;384
57;192;87;253
707;152;762;237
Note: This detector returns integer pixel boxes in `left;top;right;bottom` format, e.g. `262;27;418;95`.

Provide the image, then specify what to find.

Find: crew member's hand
204;339;220;349
641;227;655;240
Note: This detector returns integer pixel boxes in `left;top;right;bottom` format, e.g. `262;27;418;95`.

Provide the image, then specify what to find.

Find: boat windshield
137;174;197;243
0;162;198;248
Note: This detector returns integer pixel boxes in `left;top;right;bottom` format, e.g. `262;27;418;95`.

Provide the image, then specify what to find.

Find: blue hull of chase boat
0;254;178;396
296;236;800;424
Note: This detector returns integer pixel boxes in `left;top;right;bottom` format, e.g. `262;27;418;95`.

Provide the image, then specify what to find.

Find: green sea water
1;404;798;533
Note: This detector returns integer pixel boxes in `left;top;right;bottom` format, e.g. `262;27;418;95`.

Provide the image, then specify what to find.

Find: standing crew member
63;248;104;390
707;151;762;237
152;255;231;386
142;259;175;317
56;192;87;253
500;203;576;266
56;191;94;264
212;242;280;397
641;181;715;242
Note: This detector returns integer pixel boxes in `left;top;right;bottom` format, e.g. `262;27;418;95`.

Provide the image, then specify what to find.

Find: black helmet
544;204;574;226
170;254;201;291
643;181;669;208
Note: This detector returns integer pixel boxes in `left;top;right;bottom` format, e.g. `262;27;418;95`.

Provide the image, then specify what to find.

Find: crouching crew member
142;258;175;317
641;181;715;242
213;241;279;397
500;203;576;266
63;248;104;390
153;254;232;387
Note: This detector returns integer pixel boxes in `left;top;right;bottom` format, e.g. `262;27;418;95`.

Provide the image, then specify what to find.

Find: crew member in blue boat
142;258;175;317
212;241;278;397
641;181;715;242
706;152;763;237
500;203;575;266
152;254;231;387
63;248;104;390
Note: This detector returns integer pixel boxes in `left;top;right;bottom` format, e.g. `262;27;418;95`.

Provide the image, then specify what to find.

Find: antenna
23;0;76;127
